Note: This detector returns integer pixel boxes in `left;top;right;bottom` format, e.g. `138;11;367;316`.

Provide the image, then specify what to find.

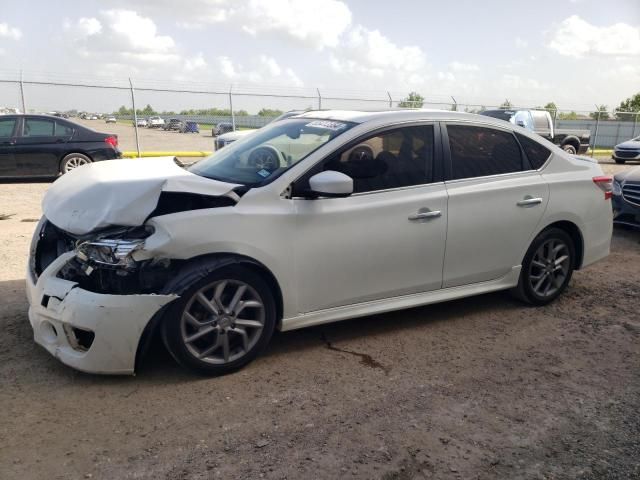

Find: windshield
190;118;354;185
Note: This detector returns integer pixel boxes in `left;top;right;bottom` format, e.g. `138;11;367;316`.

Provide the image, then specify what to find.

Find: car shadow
1;276;522;387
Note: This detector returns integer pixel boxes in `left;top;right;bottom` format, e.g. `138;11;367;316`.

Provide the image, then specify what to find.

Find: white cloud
0;22;22;40
330;25;426;77
66;10;180;65
449;61;479;72
184;53;207;71
515;37;528;48
548;15;640;57
217;55;303;87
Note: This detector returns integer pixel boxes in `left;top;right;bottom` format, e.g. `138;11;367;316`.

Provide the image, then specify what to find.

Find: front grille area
615;149;640;159
622;182;640;206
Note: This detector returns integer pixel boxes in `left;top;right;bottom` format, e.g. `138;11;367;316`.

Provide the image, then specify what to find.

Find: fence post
591;105;600;158
19;70;26;113
634;112;639;138
451;96;457;112
128;78;141;158
387;91;392;108
317;88;322;110
229;85;235;131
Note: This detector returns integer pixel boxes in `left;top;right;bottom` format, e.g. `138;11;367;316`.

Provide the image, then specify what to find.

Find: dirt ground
75;119;219;153
0;160;639;480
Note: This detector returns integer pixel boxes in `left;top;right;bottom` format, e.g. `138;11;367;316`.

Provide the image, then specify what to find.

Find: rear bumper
26;252;177;375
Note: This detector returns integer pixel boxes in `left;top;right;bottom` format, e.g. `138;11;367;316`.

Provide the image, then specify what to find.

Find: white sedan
27;110;612;375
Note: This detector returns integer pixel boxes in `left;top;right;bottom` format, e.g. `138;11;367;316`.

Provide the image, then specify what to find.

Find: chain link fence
1;71;638;155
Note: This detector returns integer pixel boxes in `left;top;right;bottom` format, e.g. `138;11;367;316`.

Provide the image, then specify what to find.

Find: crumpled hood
43;157;240;235
615;140;640;150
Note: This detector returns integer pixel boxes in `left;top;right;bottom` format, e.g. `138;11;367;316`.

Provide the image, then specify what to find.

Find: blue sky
0;0;639;113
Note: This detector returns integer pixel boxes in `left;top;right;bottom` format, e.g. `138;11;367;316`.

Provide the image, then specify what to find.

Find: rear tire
161;265;276;376
562;144;577;155
511;228;575;306
60;153;92;174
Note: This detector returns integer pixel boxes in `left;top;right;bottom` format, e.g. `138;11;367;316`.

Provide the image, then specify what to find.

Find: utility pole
19;70;26;113
129;78;141;158
229;85;235;131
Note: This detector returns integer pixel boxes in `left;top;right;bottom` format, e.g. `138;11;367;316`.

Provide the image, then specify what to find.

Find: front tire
161;265;276;375
512;228;575;306
614;158;626;164
60;153;92;174
562;144;577;155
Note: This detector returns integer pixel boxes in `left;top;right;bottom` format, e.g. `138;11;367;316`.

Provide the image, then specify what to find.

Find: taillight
593;176;612;200
104;135;118;148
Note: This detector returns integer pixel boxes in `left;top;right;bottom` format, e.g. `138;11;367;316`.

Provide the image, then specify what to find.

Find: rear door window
446;125;523;180
0;118;16;137
23;119;55;137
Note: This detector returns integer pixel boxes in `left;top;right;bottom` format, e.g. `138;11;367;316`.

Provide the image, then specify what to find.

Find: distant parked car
163;118;185;131
135;118;148;127
105;116;117;124
88;114;99;120
182;121;199;133
0;114;121;177
612;166;640;228
480;109;590;154
214;111;305;150
148;116;165;128
212;122;234;136
612;135;640;164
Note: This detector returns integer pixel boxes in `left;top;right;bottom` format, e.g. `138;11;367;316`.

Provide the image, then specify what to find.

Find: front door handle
517;197;543;207
408;209;442;221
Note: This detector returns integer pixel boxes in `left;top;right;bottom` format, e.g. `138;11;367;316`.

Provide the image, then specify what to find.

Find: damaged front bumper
26;251;177;375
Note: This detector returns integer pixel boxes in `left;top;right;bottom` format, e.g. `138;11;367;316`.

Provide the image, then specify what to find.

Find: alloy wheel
180;280;265;364
528;239;570;298
64;156;90;172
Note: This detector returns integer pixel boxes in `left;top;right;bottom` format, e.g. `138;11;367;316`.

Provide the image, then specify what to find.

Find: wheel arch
536;220;584;270
134;252;284;372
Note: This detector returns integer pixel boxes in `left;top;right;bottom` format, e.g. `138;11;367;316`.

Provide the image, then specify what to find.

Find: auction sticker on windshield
305;120;348;131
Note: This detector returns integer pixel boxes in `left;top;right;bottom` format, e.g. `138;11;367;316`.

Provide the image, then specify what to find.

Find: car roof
293;109;513;128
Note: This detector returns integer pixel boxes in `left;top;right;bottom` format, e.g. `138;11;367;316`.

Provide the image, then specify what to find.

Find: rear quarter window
24;119;54;136
516;133;551;169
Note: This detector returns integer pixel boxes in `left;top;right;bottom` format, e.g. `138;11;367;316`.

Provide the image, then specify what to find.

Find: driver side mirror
516;120;526;127
308;170;353;198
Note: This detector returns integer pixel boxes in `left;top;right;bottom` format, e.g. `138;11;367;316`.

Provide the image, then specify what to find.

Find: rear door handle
517;197;543;207
408;209;442;221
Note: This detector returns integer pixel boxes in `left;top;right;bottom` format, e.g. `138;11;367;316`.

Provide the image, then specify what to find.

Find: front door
292;123;448;313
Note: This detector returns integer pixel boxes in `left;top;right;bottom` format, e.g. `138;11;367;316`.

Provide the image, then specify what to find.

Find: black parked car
0;114;122;178
612;166;640;228
163;118;185;131
212;122;234;136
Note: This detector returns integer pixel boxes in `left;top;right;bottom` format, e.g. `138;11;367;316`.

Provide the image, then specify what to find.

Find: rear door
442;123;549;287
13;117;71;175
0;116;18;176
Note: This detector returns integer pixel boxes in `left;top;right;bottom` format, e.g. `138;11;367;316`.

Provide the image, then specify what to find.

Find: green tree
590;105;609;120
499;99;513;109
258;108;284;117
544;102;558;117
616;92;640;120
558;111;578;120
398;91;424;108
140;104;155;116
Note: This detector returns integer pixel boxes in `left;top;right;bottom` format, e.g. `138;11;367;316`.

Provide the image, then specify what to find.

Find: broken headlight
76;238;145;271
74;225;154;273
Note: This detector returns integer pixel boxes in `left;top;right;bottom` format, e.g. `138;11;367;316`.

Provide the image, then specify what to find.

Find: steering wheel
248;145;282;171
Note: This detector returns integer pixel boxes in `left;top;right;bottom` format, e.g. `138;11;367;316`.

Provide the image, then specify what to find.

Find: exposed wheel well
135;253;284;372
540;221;584;270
